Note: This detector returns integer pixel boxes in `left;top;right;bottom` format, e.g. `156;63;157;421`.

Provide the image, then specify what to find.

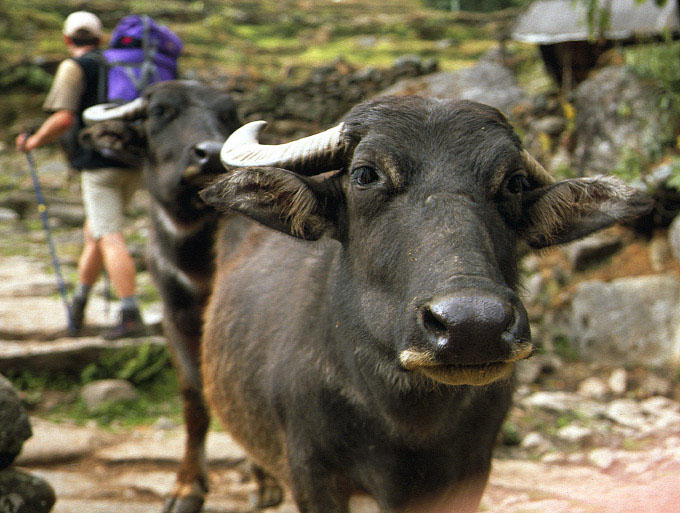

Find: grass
1;0;508;136
6;343;182;428
48;368;182;428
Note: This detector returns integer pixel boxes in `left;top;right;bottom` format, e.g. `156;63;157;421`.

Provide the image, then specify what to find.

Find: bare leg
99;231;136;298
77;222;103;286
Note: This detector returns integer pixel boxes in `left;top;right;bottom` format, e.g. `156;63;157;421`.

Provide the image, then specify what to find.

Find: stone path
3;246;680;513
13;416;679;513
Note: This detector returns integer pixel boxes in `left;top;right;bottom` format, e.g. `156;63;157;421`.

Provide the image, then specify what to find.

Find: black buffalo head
201;95;651;387
80;80;240;219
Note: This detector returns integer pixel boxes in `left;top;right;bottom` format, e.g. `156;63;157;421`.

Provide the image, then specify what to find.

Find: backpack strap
136;15;159;92
94;50;109;103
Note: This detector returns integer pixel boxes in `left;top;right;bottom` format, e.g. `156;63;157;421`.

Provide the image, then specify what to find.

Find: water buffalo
199;95;651;513
81;80;240;513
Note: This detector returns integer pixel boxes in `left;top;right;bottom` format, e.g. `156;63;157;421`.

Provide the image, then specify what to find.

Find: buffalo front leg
288;457;349;513
250;463;284;509
162;318;210;513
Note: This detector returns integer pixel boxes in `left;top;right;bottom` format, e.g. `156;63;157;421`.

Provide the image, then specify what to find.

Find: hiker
15;11;146;340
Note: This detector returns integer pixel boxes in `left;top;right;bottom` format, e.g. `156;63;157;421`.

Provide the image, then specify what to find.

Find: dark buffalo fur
200;96;651;513
81;80;240;513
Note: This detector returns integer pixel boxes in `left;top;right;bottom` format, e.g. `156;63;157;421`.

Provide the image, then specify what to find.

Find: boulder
562;233;622;271
80;379;137;410
572;66;679;175
569;276;680;366
0;375;32;470
380;59;526;117
669;214;680;262
0;468;55;513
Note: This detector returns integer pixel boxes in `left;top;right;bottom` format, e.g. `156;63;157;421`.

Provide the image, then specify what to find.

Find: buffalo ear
200;167;344;241
521;175;652;249
78;120;146;166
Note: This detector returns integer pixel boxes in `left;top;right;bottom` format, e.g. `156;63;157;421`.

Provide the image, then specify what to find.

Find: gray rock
0;467;56;513
648;233;673;272
639;374;673;398
588;448;617;470
640;396;679;416
80;379;137;410
0;375;32;470
563;233;622;271
608;369;628;396
604;399;648;429
95;430;246;465
0;208;19;222
522;391;581;413
27;470;98;498
51;499;156;513
569;276;680;366
0;257;59;299
515;358;543;385
45;203;85;227
380;61;526;117
577;377;609;400
557;425;593;444
521;273;544;306
572;66;679;175
530;116;566;136
16;418;106;465
0;336;166;375
669;215;680;262
520;432;551;452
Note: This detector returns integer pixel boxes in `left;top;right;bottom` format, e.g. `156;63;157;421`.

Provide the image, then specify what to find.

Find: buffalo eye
352;165;380;187
505;172;531;195
149;103;175;120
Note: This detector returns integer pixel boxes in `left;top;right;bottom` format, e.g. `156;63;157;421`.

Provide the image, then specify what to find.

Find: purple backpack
103;15;183;102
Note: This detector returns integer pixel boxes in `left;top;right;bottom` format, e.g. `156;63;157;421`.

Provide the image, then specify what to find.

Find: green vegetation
6;343;182;427
613;41;680;184
501;420;522;445
1;0;509;138
552;334;580;362
50;368;181;428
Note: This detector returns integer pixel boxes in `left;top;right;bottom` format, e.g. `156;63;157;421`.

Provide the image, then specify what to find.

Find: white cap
63;11;102;38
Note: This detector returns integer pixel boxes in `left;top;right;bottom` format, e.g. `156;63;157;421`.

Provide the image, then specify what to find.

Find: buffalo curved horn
521;150;555;185
82;98;147;125
220;120;349;175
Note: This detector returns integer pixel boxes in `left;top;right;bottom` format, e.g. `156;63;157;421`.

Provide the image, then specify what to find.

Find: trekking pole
25;148;77;336
103;270;112;319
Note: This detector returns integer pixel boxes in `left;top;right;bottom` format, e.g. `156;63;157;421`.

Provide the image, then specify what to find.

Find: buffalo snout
183;140;226;185
402;282;532;386
191;141;224;174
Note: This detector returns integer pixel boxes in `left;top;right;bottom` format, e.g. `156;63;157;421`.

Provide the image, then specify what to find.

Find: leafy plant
80;342;172;386
552;333;580;362
612;147;649;183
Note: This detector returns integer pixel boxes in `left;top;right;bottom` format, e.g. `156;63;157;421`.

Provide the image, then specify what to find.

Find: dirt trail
14;415;680;513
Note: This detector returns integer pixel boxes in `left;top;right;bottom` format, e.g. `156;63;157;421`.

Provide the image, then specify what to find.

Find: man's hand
16;110;75;153
15;132;36;153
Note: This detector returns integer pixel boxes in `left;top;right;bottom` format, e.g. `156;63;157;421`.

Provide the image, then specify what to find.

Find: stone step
95;430;247;466
0;336;166;373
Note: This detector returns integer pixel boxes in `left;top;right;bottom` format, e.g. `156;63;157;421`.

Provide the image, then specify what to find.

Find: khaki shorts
81;167;142;239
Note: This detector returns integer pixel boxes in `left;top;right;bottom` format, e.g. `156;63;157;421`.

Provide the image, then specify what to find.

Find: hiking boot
102;308;147;340
70;296;87;334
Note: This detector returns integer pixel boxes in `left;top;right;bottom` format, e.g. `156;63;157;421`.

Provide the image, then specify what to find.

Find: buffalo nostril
191;141;224;173
421;307;448;339
419;292;521;364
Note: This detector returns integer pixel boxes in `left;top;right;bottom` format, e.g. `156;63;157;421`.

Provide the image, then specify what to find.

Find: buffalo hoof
161;494;204;513
249;482;284;509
